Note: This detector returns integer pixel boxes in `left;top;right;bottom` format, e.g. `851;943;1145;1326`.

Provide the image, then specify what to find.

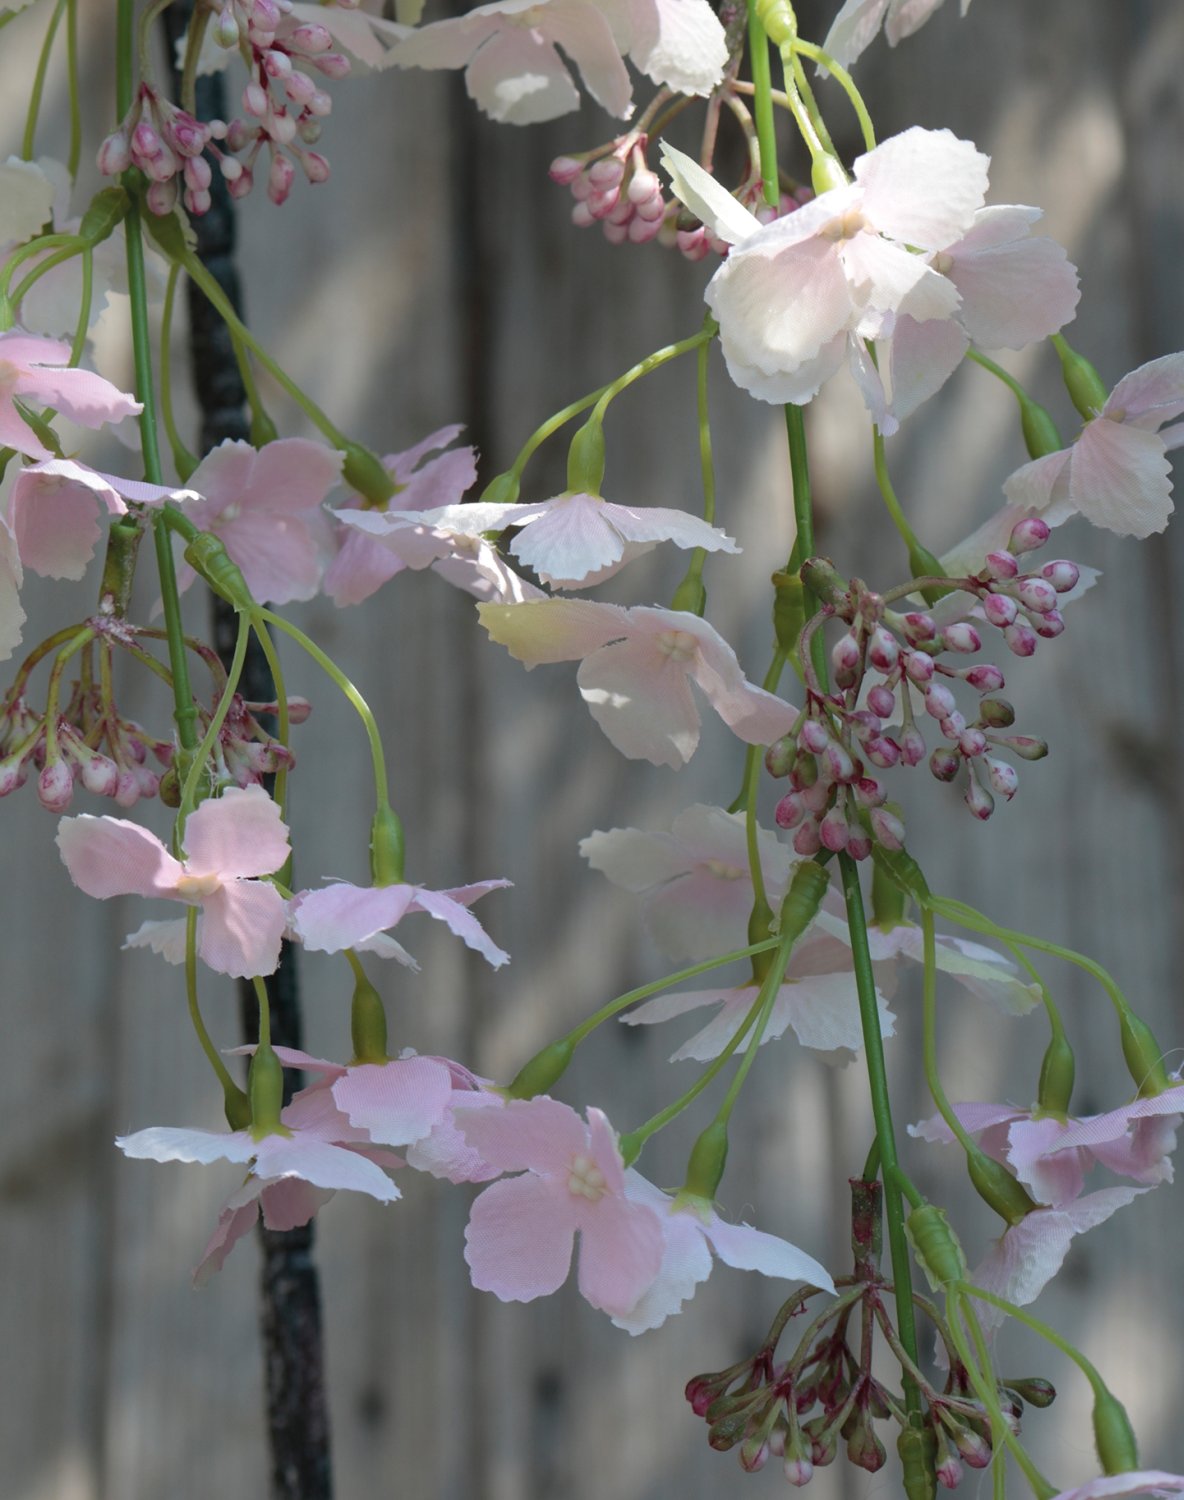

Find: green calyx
1020;395;1063;459
681;1119;729;1202
967;1150;1038;1226
1054;337;1109;420
506;1039;574;1100
183;531;256;612
248;1040;289;1139
670;566;707;617
1119;1011;1172;1097
1093;1388;1140;1475
350;970;389;1065
480;471;521;506
906;1203;966;1289
771;569;805;656
369;804;406;887
870;855;908;931
1035;1028;1076;1118
897;1424;938;1500
566;416;606;495
342;442;396;507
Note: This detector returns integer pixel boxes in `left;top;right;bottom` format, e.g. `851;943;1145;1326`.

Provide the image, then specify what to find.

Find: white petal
659;142;762;245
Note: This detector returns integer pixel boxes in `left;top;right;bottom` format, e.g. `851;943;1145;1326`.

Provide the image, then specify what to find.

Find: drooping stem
185;908;249;1122
920;907;980;1157
22;0;66;161
746;0;781;208
590;325;717;424
790;38;876;151
177;607;250;823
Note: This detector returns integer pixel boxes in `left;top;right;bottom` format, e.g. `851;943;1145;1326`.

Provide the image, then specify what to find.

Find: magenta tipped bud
982;592;1019;628
1008;516;1050;553
800;719;829;755
901;726;926;766
1042;559;1080;592
952;1426;992;1467
846;830;872;860
958;728;987;758
97;129;132;175
832;631;861;674
964;775;995;820
939;710;968;739
930;747;960;782
903;611;937;643
989;733;1048;761
984;549;1019;581
936;1452;964;1489
823;741;856;783
870;807;906;849
37;759;74;813
905;650;935;685
852;775;886;808
1003;621;1038;656
549;154;582;184
819;806;850;852
1016;577;1058;613
867;684;896;718
739;1437;770;1473
868;626;899;671
0;755;28;796
775;792;806;829
964;663;1005;693
793;821;822;856
984;756;1018;798
941;622;981;653
1032;607;1065;638
864;735;900;769
924;684;957;721
80;755;120;797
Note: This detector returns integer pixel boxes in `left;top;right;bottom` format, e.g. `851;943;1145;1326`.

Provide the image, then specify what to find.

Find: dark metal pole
161;9;333;1496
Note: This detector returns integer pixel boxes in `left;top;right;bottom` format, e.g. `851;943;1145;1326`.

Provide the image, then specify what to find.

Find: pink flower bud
588;157;624;189
924;683;956;721
1016;577;1057;613
1041;559;1079;592
676;227;709;261
793;820;822;856
228;166;254;199
311;52;350;80
1031;608;1064;639
952;1425;992;1467
1008;516;1050;553
982;592;1018;627
97;129;132;175
852;776;886;808
984;549;1018;581
571;201;595;229
978;697;1015;727
627;211;663;244
868;626;899;671
285;71;318;106
634;190;666;223
867;684;895;719
800;719;829;754
823;741;856;783
964;775;995;820
184;155;213;191
819;805;850;852
169;116;208;156
226;118;254;151
244;80;270;117
936;1452;964;1489
984;756;1018;798
80;754;120;797
958;727;987;757
37;760;75;813
263;48;293;79
132;120;166;161
606;196;634;225
300;151;330;184
800;779;831;814
901;726;926;766
549;155;583;184
1003;622;1038;656
988;734;1047;761
784;1455;814;1487
269;110;298;146
739;1438;770;1473
864;735;901;769
904;651;935;685
602;220;629;246
297;117;323;145
185;187;212;215
628;168;659;203
268;152;295;205
289;23;332;53
569;171;593;202
847;829;872;860
930;747;960;782
832;631;861;674
0;753;29;796
941;622;981;654
145;177;179;215
775;792;806;829
939;710;967;740
964;663;1004;693
587;187;620;220
870;807;906;849
903;611;936;643
213;6;240;46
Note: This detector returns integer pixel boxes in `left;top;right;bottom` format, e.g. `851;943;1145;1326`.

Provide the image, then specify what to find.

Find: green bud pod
779;860;831;945
158;766;181;809
248;1039;286;1137
1120;1012;1172;1097
184;531;256;611
507;1039;574;1100
683;1119;729;1202
670;567;707;617
798;556;854;617
811;152;849;197
898;1425;938;1500
967;1150;1038;1225
249;406;279;449
222;1079;251;1132
1055;339;1109;420
755;0;795;46
792;747;819;788
772;569;805;655
350;969;389;1064
342;442;396;506
566;417;605;495
369;804;406;887
480;470;520;506
871;856;908;930
907;1203;966;1288
1003;1377;1056;1409
1036;1028;1076;1117
765;734;796;779
78;185;131;246
871;844;931;906
1019;396;1063;459
978;697;1016;729
1092;1388;1140;1475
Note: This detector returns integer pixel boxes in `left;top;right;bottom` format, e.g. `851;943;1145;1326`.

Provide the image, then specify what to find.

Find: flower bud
988;734;1047;761
977;697;1015;727
982;592;1018;628
903;611;937;643
549;155;583;183
904;651;935;686
963;774;994;820
1016;576;1058;613
832;630;861;675
983;756;1018;798
37;759;74;812
1031;608;1065;639
950;1422;991;1468
984;549;1019;581
97;129;132;175
958;728;987;758
1007;517;1050;554
941;623;981;654
924;684;956;721
964;663;1004;693
867;684;896;719
864;735;900;769
1042;558;1079;592
929;747;959;782
901;726;926;766
80;754;120;798
793;821;822;856
819;805;849;852
868;626;898;672
213;5;240;45
870;807;906;850
775;791;806;829
765;734;796;778
1055;339;1109;419
1003;1377;1056;1409
1002;622;1038;657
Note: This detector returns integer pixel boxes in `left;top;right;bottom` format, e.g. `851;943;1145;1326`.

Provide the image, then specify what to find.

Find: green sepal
248;1040;288;1138
1019;396;1062;459
78;186;130;247
15;401;63;458
748;893;777;982
1120;1012;1172;1097
810;152;849;196
871;844;931;906
967;1149;1038;1225
871;855;908;931
906;1203;966;1289
350;968;389;1064
506;1039;574;1100
342;442;396;507
1055;339;1109;419
771;569;805;654
798;556;854;617
907;540;951;607
778;858;831;943
369;804;406;887
480;471;520;506
222;1079;251;1132
897;1424;938;1500
183;531;256;611
1092;1388;1140;1475
566;416;605;495
1036;1028;1076;1117
670;566;706;617
1003;1377;1056;1409
249;405;279;449
681;1119;729;1202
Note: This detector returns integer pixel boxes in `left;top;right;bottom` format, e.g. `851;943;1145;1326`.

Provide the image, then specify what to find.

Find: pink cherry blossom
57;784;290;977
1047;1473;1184;1500
287;1;408;68
323;425;521;605
289;876;511;968
598;0;727;96
0;329;142;459
579;804;793;962
1004;354;1184;537
460;1098;664;1316
477;598;795;767
179;437;343;604
662;129;989;406
391;0;633;125
910;1099;1178;1207
822;0;971;69
612;1174;834;1333
414;489;738;589
9;457;199;580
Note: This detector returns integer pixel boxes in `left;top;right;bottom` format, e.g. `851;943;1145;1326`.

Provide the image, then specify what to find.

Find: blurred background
1;2;1182;1496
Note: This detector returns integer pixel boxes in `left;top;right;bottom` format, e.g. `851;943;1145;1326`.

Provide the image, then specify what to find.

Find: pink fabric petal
1040;1087;1184;1155
57;814;183;899
465;1173;577;1300
909;1101;1024;1145
1067;418;1174;537
218;512;326;605
252;1132;401;1200
182;784;290;879
843;235;962;323
579;825;689;891
386;424;466;482
459;1095;589;1174
391;7;501;69
774;971;892;1055
198;882;287;978
854;127;988;249
1050;1473;1184;1500
330;1057;456;1147
259;1176;336;1231
1089;1114;1178;1186
1106;352;1184;426
0;331;73;368
611;1195;712;1334
15;361;141;429
193;1191;262;1285
509;493;627;583
642;866;760;961
585;1106;627;1197
1003;448;1073;514
117;1125;256;1167
123;917;190;962
704;1214;834;1288
405;1091;506;1183
10;465;103;579
948;214;1080;348
465;28;582;124
477;597;629;664
406;884;511;967
578;634;702;766
323;524;408;606
822;0;892;65
623;0;727;94
684;623;796;745
289;883;417;953
1005;1116;1088;1206
543;0;633;117
605;501;738;554
574;1189;664;1316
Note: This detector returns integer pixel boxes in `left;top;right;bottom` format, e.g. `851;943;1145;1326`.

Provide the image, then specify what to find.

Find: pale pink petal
1089;1115;1178;1187
773;971;893;1055
391;8;500;69
288;3;409;66
908;1101;1024;1145
543;0;633;117
323;525;407;606
842;235;962;323
622;0;727;94
477;597;630;664
385;423;466;483
198;882;287;978
857;317;968;433
465;28;582;124
1050;1474;1184;1500
405;1091;506;1183
245;437;344;511
642;866;762;961
1067;418;1174;536
10;465;103;579
575;1190;664;1316
117;1125;256;1167
585;1106;627;1197
578;826;689;891
288;883;417;953
407;884;511;967
259;1176;336;1231
0;331;73;367
16;361;141;429
186;440;256;524
1039;1088;1184;1156
884;0;959;44
1005;1117;1088;1205
430;537;547;602
193;1191;261;1285
854;128;988;249
0;157;56;243
465;1173;577;1300
659;143;763;246
612;1197;712;1334
821;0;892;65
605;501;738;555
946;212;1080;348
705;1215;834;1288
217;512;325;604
687;635;796;745
330;1057;456;1146
460;1096;590;1174
182;784;290;879
578;634;702;766
721;329;849;407
508;493;627;584
57;814;183;898
1003;450;1073;513
1106;352;1184;427
252;1132;400;1200
123;917;190;962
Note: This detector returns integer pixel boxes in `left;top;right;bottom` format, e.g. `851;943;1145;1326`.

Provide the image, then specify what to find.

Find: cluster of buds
209;692;304;794
686;1181;1055;1490
213;0;341;206
97;82;217;216
550;134;811;258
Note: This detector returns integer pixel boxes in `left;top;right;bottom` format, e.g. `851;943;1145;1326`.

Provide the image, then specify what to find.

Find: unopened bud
941;622;981;654
924;684;957;721
929;747;959;782
978;697;1015;728
1017;577;1058;613
793;820;822;856
97;129;132;176
903;611;937;643
1002;621;1038;656
950;1423;991;1469
982;592;1019;628
989;734;1047;761
80;754;120;797
1031;608;1065;639
905;651;935;685
963;775;994;820
1008;517;1050;554
832;631;861;675
1003;1377;1056;1409
964;663;1005;692
984;549;1019;581
765;734;796;778
868;626;899;671
983;756;1018;799
549;155;583;184
37;759;74;812
901;726;926;766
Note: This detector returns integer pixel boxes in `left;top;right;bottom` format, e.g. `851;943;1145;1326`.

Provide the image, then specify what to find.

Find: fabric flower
0;329;142;460
0;155;56;246
179;437;343;605
289;876;511;968
598;0;727;96
1003;354;1184;537
460;1098;665;1317
1048;1473;1184;1500
1024;1084;1184;1182
611;1175;834;1334
288;1;409;66
662;129;989;407
580;804;794;962
57;784;290;978
478;598;795;767
391;0;633;125
822;0;971;70
414;489;738;589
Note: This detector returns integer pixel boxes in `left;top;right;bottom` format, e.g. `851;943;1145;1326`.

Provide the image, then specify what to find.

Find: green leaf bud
967;1150;1038;1225
183;532;256;611
507;1039;575;1100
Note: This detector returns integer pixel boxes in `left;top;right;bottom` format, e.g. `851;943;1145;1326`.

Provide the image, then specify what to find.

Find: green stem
65;0;81;178
67;248;92;367
185;908;248;1107
508;383;611;481
590;325;716;424
785;404;828;687
966;348;1029;402
713;933;791;1124
790;38;876;152
253;974;272;1048
920;906;981;1157
250;619;292;820
788;51;839;159
43;627;94;759
258;608;389;808
959;1284;1108;1397
22;0;66;160
746;0;781;208
839;852;923;1424
116;0;134;116
872;426;929;556
741;746;770;915
9;240;86;306
177;609;250;823
178;0;211;116
159;263;196;479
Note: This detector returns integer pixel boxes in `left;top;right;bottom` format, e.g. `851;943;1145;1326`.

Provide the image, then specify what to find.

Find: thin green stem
508;383;611;480
68;248;92;367
178;0;211;116
159;263;196;479
788;51;838;159
920;906;981;1156
966;348;1028;401
590;326;716;424
22;0;66;161
696;333;716;526
746;0;781;208
137;0;172;76
185;908;245;1102
249;618;291;818
43;627;93;759
258;608;389;808
253;974;272;1048
741;747;769;915
178;609;250;823
790;39;876;151
872;425;929;556
713;930;793;1123
839;852;923;1424
228;328;275;443
9;240;85;307
785;404;828;686
960;1284;1108;1396
116;0;134;116
65;0;80;178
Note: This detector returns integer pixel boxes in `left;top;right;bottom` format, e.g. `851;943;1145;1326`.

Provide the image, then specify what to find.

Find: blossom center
175;870;223;899
655;629;698;662
820;209;868;243
704;858;745;880
566;1153;608;1201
